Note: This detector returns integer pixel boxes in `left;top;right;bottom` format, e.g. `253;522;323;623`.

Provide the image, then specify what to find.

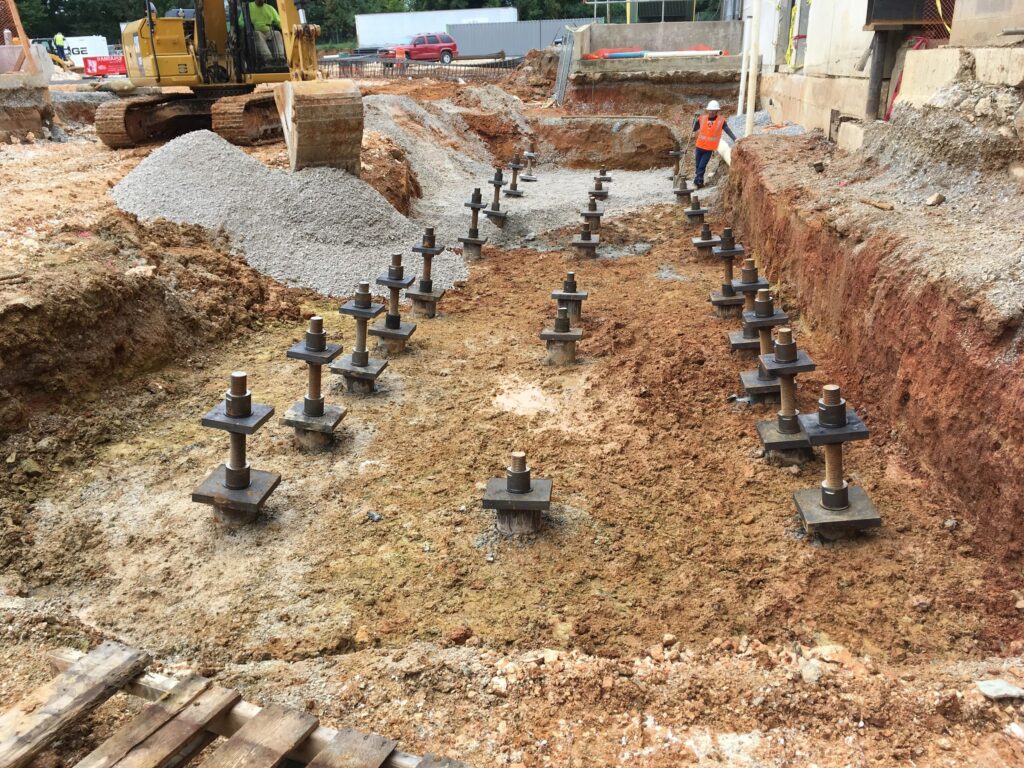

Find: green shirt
242;2;280;32
53;33;64;45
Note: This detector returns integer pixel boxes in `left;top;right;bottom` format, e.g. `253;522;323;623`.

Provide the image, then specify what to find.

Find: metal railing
320;56;521;82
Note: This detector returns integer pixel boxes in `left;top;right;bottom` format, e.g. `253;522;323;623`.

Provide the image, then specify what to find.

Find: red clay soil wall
725;137;1024;560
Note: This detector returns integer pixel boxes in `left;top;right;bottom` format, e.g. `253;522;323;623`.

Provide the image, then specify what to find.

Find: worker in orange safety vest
691;100;736;188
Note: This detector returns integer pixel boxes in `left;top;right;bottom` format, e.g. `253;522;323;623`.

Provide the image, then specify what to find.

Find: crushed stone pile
113;130;456;296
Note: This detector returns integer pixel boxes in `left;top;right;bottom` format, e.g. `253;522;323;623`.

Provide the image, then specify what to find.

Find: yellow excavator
95;0;361;171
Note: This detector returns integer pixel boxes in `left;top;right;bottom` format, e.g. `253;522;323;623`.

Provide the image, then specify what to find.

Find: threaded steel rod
308;363;321;400
823;444;844;489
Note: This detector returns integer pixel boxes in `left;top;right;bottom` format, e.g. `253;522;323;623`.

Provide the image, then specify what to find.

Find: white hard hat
707;100;721;111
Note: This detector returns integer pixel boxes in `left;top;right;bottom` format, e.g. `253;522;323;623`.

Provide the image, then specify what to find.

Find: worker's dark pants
55;45;65;60
694;147;714;186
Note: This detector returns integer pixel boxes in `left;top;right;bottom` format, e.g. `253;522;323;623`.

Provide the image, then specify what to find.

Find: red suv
379;33;458;65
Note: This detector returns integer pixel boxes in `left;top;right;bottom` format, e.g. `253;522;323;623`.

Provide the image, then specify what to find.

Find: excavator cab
98;0;363;172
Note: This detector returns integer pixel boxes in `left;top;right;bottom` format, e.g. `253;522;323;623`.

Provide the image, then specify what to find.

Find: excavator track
95;95;188;149
210;92;282;145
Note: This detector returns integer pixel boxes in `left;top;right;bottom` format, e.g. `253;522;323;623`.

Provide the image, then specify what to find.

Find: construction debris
482;451;552;535
192;372;280;524
282;316;346;450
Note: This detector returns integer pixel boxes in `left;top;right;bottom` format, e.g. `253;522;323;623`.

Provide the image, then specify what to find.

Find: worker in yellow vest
52;32;65;61
691;100;736;188
239;0;283;62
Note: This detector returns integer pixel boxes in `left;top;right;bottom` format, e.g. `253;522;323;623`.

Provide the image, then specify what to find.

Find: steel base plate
192;464;280;514
709;291;745;307
756;419;811;450
330;355;388;381
369;320;416;342
740;369;781;396
282;401;346;434
201;402;274;435
482;477;553;511
728;329;760;352
794;485;881;538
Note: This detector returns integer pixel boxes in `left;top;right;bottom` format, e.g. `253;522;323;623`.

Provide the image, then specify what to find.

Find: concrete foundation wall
803;0;874;78
760;71;870;133
577;53;742;76
950;0;1024;45
588;20;743;53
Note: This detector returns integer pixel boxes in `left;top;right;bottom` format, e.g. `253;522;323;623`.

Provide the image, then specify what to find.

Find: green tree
16;0;53;37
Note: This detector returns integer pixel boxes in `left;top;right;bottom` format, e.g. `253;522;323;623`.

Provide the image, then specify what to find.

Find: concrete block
973;48;1024;89
837;120;864;152
896;48;974;108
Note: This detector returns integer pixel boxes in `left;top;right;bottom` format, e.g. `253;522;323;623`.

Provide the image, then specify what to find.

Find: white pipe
737;9;750;116
744;0;760;139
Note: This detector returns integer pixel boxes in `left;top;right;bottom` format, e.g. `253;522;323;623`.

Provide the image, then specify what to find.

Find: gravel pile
113;130;449;296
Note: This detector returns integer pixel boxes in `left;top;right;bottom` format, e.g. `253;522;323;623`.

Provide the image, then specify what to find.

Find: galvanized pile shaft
225;372;250;489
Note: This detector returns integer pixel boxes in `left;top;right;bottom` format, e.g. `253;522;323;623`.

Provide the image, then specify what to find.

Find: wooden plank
49;649;424;768
200;705;318;768
75;675;210;768
0;642;150;768
306;728;397;768
115;686;241;768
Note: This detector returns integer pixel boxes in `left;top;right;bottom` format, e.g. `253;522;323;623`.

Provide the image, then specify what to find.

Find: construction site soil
1;77;1023;766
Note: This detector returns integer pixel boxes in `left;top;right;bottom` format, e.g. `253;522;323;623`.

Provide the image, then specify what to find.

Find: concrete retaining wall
588;20;742;53
950;0;1024;46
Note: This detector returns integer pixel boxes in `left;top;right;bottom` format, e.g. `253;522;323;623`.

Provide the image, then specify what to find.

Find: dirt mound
360;131;422;215
0;212;307;435
502;47;559;101
534;116;676;170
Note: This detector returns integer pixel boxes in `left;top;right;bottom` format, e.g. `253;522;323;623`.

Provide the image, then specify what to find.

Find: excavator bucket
275;79;363;174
